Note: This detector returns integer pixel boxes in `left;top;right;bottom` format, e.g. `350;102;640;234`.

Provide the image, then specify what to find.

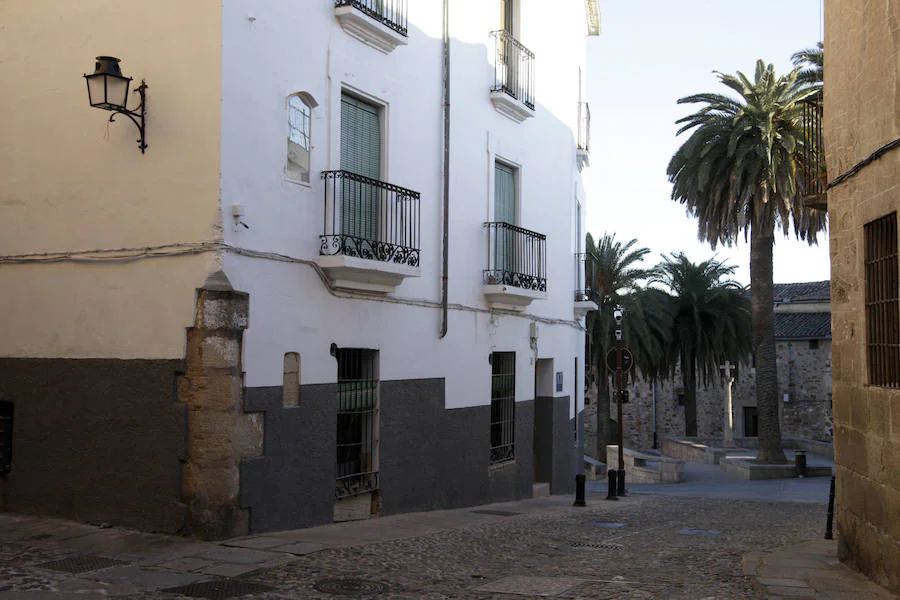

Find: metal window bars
483;221;547;292
320;170;421;268
864;213;899;388
490;30;535;111
575;252;598;302
490;352;516;465
335;348;379;499
577;102;591;153
334;0;408;36
801;91;826;209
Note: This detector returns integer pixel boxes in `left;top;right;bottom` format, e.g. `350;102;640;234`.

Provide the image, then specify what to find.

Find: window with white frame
287;94;313;183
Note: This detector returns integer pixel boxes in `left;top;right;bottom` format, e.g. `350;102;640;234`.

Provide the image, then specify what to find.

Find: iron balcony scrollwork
320;170;421;268
334;0;408;36
483;221;547;292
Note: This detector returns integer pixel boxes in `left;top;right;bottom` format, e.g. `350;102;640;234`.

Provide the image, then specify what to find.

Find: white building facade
0;0;598;537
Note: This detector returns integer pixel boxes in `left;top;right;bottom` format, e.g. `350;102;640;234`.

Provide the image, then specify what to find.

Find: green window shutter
340;94;381;241
494;162;517;274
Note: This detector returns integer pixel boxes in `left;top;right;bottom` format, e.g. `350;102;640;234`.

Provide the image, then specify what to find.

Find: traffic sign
606;348;634;373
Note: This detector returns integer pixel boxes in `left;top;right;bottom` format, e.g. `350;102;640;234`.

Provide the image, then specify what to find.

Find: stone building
0;0;599;538
584;281;832;454
824;0;900;592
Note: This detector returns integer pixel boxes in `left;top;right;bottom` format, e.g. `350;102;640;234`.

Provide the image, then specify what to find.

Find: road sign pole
615;309;626;496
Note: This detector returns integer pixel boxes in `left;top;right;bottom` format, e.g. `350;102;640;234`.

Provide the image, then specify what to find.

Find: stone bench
583;455;607;481
661;436;728;464
607;445;685;484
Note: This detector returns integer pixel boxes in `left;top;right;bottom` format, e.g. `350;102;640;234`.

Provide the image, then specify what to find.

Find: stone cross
720;360;735;446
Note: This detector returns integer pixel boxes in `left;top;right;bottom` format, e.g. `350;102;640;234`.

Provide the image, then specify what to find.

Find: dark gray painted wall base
534;396;575;494
0;358;186;533
240;378;538;533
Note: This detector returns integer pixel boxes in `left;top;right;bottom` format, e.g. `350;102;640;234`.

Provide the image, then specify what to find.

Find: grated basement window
490;352;516;465
865;212;899;388
0;401;12;475
335;348;379;499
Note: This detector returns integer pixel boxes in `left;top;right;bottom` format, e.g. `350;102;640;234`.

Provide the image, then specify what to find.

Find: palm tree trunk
682;352;698;437
595;358;613;461
750;217;786;463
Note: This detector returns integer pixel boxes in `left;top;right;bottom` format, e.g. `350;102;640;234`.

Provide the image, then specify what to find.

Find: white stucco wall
0;1;223;359
219;0;592;415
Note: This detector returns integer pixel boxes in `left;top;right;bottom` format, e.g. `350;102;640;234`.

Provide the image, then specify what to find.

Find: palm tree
585;233;670;459
792;42;823;85
651;254;751;437
667;60;827;463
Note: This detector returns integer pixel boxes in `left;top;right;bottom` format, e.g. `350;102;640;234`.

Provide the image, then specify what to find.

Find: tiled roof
774;312;831;340
772;281;830;303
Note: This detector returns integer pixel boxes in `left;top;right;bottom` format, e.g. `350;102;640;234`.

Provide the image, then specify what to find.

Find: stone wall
825;0;900;592
583;340;832;455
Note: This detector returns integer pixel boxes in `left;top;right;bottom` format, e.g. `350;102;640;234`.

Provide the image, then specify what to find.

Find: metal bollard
617;468;627;496
825;475;835;540
795;451;807;478
573;474;586;507
606;469;618;500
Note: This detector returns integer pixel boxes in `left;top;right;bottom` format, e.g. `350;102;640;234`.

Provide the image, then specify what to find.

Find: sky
584;0;827;286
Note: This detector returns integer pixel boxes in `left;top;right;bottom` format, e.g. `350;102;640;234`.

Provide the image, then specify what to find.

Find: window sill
489;459;516;471
334;5;408;54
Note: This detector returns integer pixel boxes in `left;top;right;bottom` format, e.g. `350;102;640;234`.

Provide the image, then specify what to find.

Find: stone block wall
825;0;900;592
583;339;832;455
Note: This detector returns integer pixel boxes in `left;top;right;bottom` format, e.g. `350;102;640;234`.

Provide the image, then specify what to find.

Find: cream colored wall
0;1;223;358
825;0;900;592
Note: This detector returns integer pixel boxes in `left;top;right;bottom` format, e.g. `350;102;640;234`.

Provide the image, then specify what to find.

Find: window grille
490;352;516;464
865;212;899;387
0;401;13;475
335;348;379;499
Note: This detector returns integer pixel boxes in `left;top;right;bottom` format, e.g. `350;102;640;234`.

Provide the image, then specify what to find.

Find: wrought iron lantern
84;56;147;153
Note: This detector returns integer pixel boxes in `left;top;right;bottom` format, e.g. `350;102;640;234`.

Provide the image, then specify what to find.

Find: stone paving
0;486;895;599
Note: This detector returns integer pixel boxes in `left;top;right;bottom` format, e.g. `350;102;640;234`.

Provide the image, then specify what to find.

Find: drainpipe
652;382;658;449
439;0;450;338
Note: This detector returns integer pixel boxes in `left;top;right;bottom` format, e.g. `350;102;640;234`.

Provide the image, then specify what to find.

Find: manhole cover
162;579;275;599
569;541;623;550
470;509;521;517
677;528;720;536
36;554;128;574
313;579;389;595
587;521;626;528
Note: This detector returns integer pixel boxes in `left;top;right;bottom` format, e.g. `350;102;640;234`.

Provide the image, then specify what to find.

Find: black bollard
573;474;586;507
795;451;807;478
825;475;835;540
617;468;627;496
606;469;618;500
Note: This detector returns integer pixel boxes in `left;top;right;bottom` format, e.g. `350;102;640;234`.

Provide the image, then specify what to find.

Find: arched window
287;92;317;183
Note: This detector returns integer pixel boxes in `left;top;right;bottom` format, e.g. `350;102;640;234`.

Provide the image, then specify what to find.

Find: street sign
605;348;633;373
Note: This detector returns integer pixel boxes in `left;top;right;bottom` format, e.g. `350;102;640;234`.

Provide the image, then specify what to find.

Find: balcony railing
574;252;598;302
490;30;535;110
320;170;420;268
335;0;408;36
577;102;591;153
484;222;546;292
801;92;826;209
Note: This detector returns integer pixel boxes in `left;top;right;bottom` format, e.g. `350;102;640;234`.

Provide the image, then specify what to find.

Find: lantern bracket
107;80;148;154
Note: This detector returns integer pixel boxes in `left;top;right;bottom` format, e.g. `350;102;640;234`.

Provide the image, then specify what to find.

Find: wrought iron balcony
574;252;598;303
801;92;826;209
490;30;535;122
318;170;420;293
483;222;546;291
334;0;407;36
577;102;591;153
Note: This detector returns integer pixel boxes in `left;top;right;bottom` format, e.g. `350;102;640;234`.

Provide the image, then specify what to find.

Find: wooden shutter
340;94;381;242
494;162;516;274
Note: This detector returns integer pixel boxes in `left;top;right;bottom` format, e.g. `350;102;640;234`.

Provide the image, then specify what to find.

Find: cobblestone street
3;489;882;600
